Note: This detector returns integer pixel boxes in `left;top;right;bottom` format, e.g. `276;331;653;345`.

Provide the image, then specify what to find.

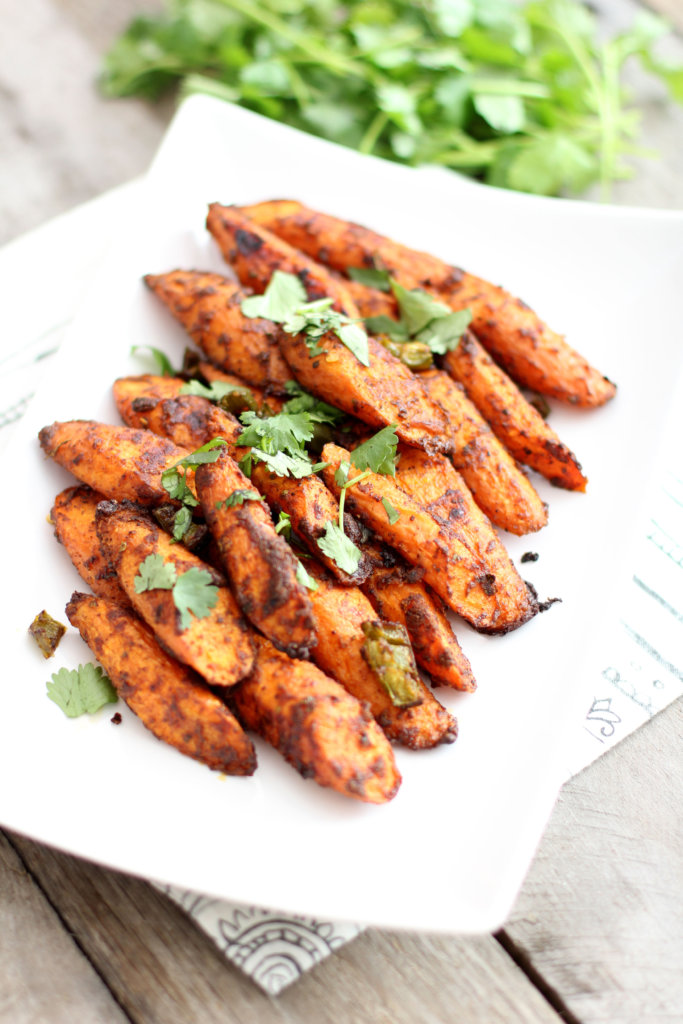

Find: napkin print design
159;884;363;996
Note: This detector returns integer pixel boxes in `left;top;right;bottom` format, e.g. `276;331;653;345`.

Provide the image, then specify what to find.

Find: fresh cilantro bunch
101;0;683;197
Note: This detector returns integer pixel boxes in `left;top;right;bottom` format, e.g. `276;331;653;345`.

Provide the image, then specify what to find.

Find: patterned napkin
2;185;680;996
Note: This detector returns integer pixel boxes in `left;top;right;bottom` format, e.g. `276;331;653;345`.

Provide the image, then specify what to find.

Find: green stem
359;110;390;155
338;469;372;528
214;0;368;80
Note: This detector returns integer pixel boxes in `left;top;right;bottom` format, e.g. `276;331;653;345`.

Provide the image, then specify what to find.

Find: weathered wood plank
501;697;683;1024
5;831;564;1024
0;832;128;1024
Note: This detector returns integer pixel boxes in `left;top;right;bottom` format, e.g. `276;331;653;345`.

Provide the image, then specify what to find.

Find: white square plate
2;95;682;933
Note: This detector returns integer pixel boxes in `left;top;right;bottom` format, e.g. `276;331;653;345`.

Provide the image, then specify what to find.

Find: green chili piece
361;619;423;708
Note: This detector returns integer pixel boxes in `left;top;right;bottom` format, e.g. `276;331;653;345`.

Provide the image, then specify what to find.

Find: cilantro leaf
416;309;472;354
175;437;228;466
130;344;175;376
239;410;314;452
161;467;198;507
274;511;292;537
180;378;258;412
283;381;344;425
241;270;307;320
390;280;452;335
216;489;265;509
317;521;362;576
295;558;319;591
348;266;391;291
172;567;220;629
382;497;401;524
349;425;399;476
365;314;410;342
47;664;118;718
253;448;315;479
134;553;177;593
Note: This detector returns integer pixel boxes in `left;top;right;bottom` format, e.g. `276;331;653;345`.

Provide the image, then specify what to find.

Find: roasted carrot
206;204;451;455
321;443;537;633
66;592;256;775
306;561;458;748
39;421;194;505
195;448;316;658
240;199;616;407
232;634;401;803
394;446;534;619
361;562;476;693
442;332;587;491
144;270;291;392
96;502;255;687
418;368;547;534
51;485;131;606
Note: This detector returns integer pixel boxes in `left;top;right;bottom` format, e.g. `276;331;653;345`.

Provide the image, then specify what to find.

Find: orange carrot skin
51;485;131;606
442;333;587;491
144;270;291;392
240;199;616;407
39;420;193;505
361;564;476;693
232;635;402;803
418;368;548;535
321;443;538;634
66;592;256;775
195;449;316;659
96;502;255;689
306;562;458;749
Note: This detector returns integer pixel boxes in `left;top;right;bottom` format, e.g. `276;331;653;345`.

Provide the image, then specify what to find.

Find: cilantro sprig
241;271;370;366
161;438;228;539
317;425;399;573
359;270;472;358
102;1;683;199
134;553;220;629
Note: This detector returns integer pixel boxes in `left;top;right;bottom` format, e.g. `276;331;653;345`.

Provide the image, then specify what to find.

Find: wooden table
1;2;682;1021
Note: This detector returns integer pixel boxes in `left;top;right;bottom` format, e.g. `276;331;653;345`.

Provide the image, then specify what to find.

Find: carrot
144;270;291;392
38;420;194;505
321;442;537;634
240;199;616;407
361;562;476;693
232;634;401;803
442;332;587;491
96;502;255;688
205;204;451;455
51;486;131;606
418;368;547;535
393;446;534;621
195;448;316;658
306;561;458;748
66;592;256;775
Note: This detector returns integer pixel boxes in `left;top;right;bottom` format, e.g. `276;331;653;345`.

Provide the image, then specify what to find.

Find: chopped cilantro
382;497;400;524
274;511;292;537
349;425;399;476
317;521;362;576
365;276;472;358
348;266;391;291
241;270;307;321
171;567;220;629
241;270;370;367
161;437;228;523
134;553;177;593
295;558;319;591
171;506;193;542
283;381;344;425
134;555;219;630
215;489;265;509
180;378;258;413
47;664;118;718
